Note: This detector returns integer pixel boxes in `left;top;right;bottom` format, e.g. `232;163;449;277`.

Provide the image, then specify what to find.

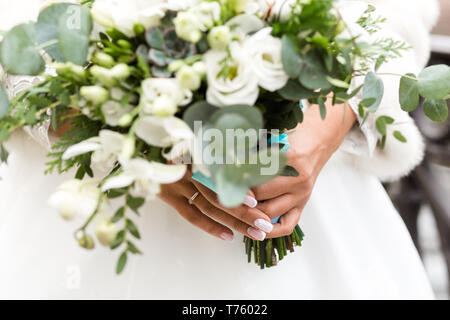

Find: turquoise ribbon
192;101;303;225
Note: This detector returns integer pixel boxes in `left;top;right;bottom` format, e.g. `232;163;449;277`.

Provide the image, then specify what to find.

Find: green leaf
422;99;449;123
210;105;264;131
417;65;450;100
116;252;128;274
375;115;394;136
183;101;218;131
127;241;142;255
318;97;327;120
111;207;125;223
0;23;45;75
399;73;420;112
58;5;93;65
126;196;145;213
110;230;125;250
299;51;330;90
281;35;303;78
280;165;299;177
362;72;384;112
278;80;312;101
126;219;141;239
214;166;249;208
146;27;164;50
393;131;407;143
0;84;10;119
35;3;72;61
0;144;9;164
326;77;349;89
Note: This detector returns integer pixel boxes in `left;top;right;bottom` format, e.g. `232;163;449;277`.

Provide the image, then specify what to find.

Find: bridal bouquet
0;0;449;274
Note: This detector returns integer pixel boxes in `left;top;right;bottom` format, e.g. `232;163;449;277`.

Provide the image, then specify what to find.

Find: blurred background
388;0;450;300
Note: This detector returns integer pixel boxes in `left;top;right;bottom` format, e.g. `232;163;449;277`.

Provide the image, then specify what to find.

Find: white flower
48;180;100;221
91;0;167;37
176;65;202;91
243;27;289;91
205;42;259;107
257;0;310;21
192;1;221;30
80;86;109;105
140;78;192;116
225;13;265;36
101;158;187;200
134;116;194;148
101;101;134;127
192;61;207;75
208;26;232;51
95;219;118;246
174;11;202;43
62;130;127;170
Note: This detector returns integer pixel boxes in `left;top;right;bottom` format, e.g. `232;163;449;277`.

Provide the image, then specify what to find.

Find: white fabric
0;0;436;299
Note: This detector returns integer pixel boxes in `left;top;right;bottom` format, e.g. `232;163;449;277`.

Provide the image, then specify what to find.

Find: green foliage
399;74;420;112
417;65;450;100
0;84;9;119
362;72;384;112
422;99;449;123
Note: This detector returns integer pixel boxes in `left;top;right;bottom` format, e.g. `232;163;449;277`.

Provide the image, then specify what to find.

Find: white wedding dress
0;0;438;299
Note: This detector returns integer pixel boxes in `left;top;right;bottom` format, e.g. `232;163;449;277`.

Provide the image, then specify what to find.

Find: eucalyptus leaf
362;72;384;112
278;80;312;101
281;35;303;79
417;65;450;100
58;5;93;65
183;101;218;130
399;73;420;112
35;3;72;62
214;166;249;208
0;84;10;119
209;105;264;131
375;115;394;136
299;51;330;90
0;23;45;75
318;97;327;120
422;99;449;123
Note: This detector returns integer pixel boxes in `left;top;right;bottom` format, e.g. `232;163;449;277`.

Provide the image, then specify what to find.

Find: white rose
91;0;167;37
208;26;232;51
205;42;259;107
176;65;202;91
48;180;100;221
140;78;192;115
95;219;118;246
243;27;289;91
174;11;202;43
62;130;127;170
101;101;133;127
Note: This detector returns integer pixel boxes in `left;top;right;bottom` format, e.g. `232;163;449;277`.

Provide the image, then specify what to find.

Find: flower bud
91;7;115;29
110;64;131;80
118;114;133;127
94;52;115;68
231;0;249;13
95;220;118;246
176;65;202;91
174;11;202;43
117;39;132;49
121;135;136;159
91;66;117;87
133;23;146;36
168;60;186;73
80;86;110;105
207;26;232;51
152;96;178;117
192;61;207;75
78;234;95;250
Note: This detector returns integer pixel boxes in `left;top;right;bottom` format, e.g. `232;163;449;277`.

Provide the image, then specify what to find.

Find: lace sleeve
1;66;52;150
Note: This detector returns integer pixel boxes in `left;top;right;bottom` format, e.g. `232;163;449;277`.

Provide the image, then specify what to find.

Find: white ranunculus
205;42;259;107
134;116;194;148
174;11;202;43
140;78;192;116
244;27;289;91
48;180;100;221
101;158;187;200
208;26;232;51
101;101;134;127
62;130;127;170
91;0;167;37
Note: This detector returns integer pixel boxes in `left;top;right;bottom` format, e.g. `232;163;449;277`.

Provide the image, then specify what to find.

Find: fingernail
244;196;258;208
254;219;274;233
220;232;234;242
247;227;266;241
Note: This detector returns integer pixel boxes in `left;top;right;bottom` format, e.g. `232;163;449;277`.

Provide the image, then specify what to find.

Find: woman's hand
253;98;357;238
158;169;274;242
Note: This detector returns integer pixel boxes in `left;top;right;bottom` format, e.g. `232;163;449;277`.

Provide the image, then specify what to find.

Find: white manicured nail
247;227;266;241
254;219;273;233
220;232;234;242
244;196;258;208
